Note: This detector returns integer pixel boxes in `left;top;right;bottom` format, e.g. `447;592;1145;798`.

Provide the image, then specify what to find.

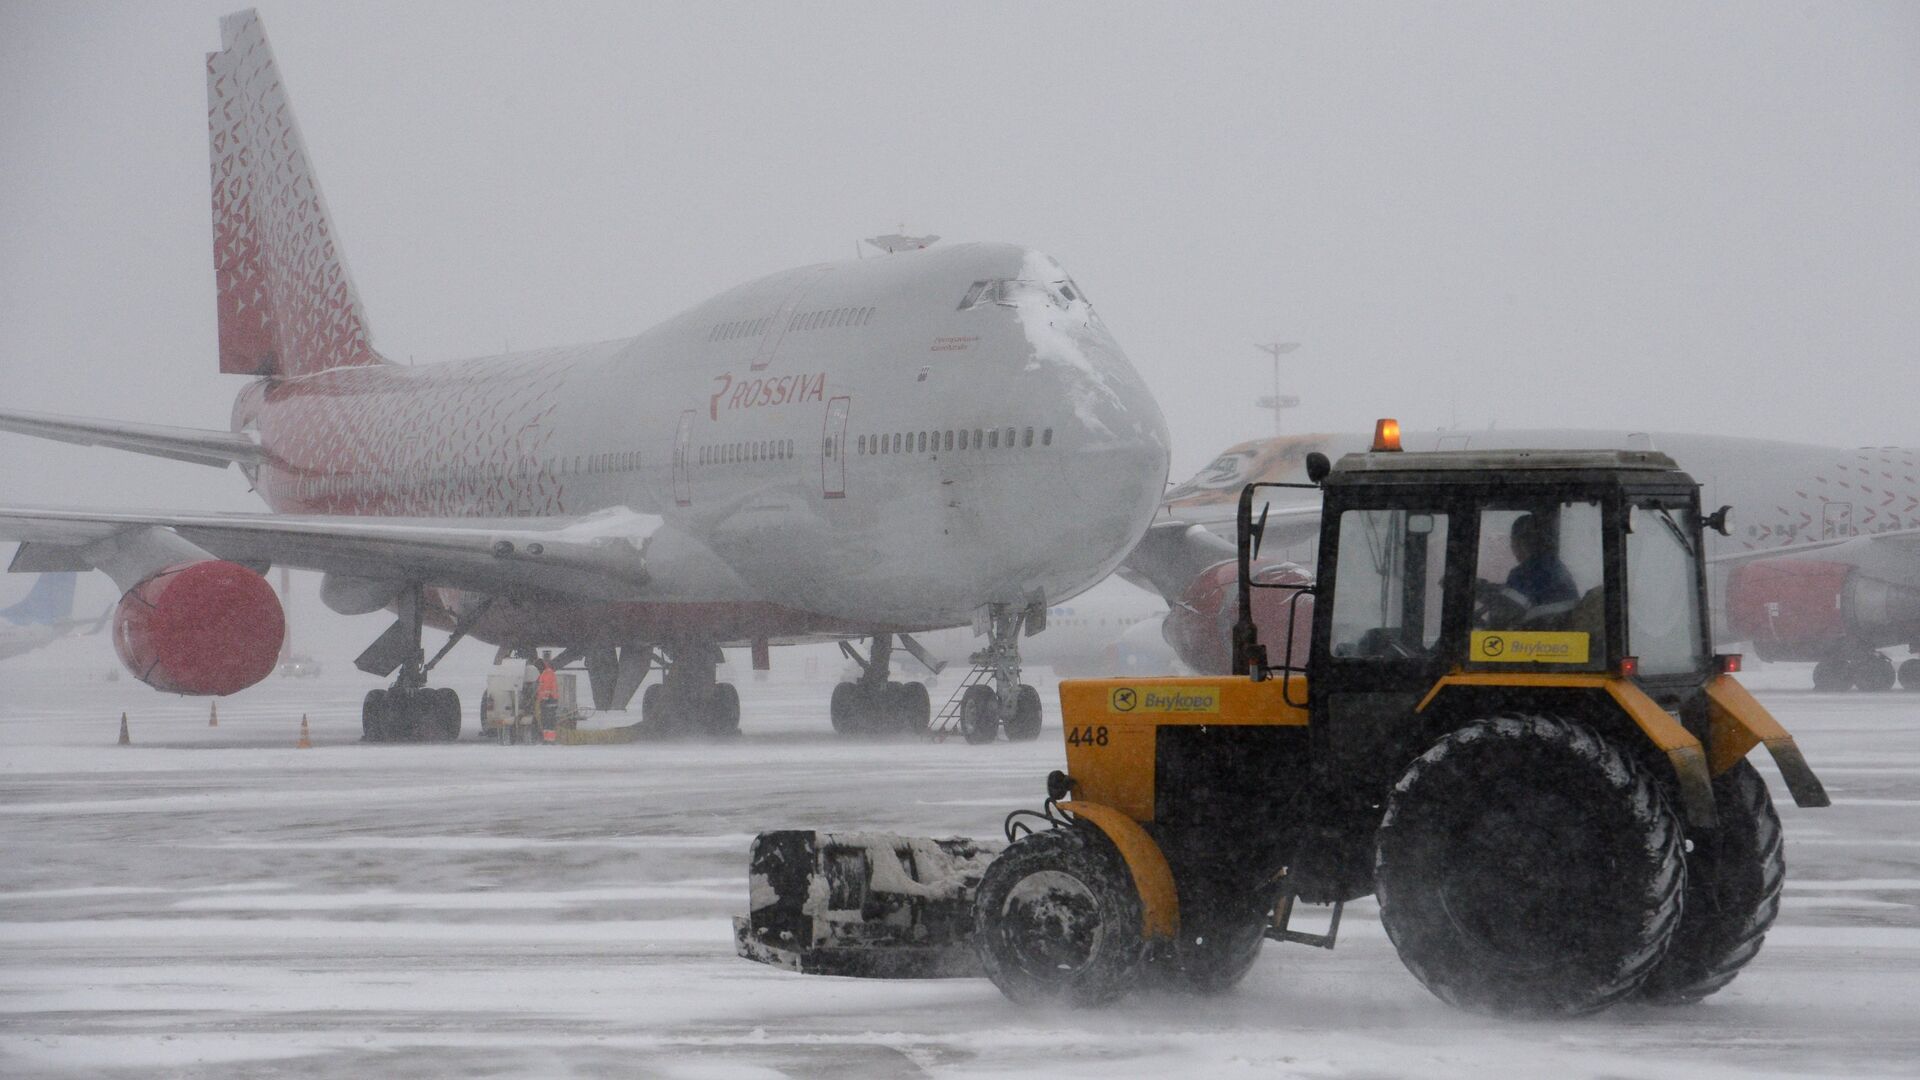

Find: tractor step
734;829;1003;979
1268;892;1344;950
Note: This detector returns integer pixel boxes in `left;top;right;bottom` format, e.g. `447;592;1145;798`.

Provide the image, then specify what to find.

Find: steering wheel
1356;626;1422;659
1473;579;1528;629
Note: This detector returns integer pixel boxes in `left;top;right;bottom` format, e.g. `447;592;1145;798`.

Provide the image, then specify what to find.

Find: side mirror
1705;505;1732;536
1305;452;1331;484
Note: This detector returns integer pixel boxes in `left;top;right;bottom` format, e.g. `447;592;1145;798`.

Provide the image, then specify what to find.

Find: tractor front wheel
972;826;1145;1007
1637;759;1784;1004
1375;714;1686;1016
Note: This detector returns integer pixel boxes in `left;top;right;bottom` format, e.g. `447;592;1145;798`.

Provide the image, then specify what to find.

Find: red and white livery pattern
208;10;381;378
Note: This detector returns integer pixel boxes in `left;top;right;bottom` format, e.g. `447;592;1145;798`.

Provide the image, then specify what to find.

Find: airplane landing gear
639;644;740;737
364;685;462;742
830;633;932;736
1813;644;1902;692
357;585;487;742
957;600;1045;744
1854;650;1898;693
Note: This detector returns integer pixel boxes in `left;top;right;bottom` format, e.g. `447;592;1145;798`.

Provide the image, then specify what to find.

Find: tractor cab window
1328;509;1449;659
1470;500;1605;667
1627;504;1708;676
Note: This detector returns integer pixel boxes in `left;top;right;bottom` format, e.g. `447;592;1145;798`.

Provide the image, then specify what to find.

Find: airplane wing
0;408;267;470
1160;499;1324;550
1122;503;1323;602
0;506;657;601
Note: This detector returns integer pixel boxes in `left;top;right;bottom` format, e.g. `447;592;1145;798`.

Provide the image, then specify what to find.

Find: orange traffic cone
209;701;219;727
117;712;130;745
296;714;312;749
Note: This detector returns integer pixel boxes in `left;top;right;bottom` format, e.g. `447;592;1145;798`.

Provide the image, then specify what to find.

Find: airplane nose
1042;331;1171;579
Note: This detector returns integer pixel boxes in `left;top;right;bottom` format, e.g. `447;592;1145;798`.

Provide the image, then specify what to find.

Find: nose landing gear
945;599;1045;744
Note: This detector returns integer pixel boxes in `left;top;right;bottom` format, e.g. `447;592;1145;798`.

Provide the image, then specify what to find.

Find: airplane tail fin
207;10;383;378
0;574;78;627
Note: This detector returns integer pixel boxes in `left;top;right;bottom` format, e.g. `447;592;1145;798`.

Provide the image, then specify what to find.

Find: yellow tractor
735;431;1829;1015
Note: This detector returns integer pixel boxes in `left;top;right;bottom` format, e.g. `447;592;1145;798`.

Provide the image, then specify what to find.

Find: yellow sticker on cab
1471;630;1590;664
1107;685;1220;713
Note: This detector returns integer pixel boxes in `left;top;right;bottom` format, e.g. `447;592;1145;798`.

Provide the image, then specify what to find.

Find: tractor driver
1476;512;1578;627
1506;513;1577;607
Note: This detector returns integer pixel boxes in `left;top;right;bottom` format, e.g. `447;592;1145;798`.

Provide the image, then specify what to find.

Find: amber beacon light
1371;418;1402;452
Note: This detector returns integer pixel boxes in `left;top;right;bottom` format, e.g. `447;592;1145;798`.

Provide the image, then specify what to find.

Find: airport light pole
1254;341;1301;436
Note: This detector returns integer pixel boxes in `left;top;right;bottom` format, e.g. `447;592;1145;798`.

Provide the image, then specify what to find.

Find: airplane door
821;395;849;499
673;409;694;506
1823;501;1853;539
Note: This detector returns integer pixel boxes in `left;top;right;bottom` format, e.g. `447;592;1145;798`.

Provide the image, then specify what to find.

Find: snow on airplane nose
990;251;1171;592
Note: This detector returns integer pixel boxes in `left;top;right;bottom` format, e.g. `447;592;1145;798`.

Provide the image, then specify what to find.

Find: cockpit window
958;278;1090;312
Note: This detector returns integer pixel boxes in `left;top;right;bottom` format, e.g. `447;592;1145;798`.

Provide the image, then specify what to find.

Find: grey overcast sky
2;0;1916;516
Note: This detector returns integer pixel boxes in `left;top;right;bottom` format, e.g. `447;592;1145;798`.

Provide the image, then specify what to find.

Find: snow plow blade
733;830;1002;979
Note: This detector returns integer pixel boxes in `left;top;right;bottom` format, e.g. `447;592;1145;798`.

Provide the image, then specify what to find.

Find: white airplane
1131;429;1920;690
0;572;107;663
0;11;1171;742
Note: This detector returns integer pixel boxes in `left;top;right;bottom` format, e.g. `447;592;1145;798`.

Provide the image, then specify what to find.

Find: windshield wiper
1653;507;1695;557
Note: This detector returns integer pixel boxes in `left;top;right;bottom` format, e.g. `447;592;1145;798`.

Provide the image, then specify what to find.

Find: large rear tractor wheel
959;684;999;744
1374;715;1686;1016
1637;759;1784;1004
1003;684;1044;742
973;826;1146;1007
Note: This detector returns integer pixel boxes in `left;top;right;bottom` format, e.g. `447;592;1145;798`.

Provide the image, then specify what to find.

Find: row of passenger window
789;306;875;332
709;316;773;342
699;439;796;466
857;426;1053;456
559;450;642;476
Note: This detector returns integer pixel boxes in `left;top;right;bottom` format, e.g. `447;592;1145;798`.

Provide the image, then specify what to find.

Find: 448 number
1066;725;1110;747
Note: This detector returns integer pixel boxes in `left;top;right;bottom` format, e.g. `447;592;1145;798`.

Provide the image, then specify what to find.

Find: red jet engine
113;561;285;695
1163;558;1314;675
1726;557;1920;663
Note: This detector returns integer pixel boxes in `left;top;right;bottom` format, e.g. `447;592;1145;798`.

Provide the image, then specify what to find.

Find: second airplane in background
1129;428;1920;690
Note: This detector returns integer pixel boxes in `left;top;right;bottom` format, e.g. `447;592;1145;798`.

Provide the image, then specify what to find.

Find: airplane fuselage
233;243;1172;649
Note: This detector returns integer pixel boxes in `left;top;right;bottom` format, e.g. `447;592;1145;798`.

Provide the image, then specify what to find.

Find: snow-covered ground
2;655;1917;1078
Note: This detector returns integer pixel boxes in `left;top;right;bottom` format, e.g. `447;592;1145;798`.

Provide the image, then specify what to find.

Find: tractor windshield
1627;504;1708;676
1469;500;1607;669
1328;509;1449;659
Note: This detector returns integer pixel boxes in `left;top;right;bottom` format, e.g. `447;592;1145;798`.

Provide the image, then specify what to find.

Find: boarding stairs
926;664;994;742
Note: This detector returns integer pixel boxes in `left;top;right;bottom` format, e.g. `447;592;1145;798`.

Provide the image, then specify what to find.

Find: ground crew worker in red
536;652;560;739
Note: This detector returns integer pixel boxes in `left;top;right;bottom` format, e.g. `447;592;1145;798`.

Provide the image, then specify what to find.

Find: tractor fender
1058;800;1180;941
1703;675;1830;808
1416;673;1718;829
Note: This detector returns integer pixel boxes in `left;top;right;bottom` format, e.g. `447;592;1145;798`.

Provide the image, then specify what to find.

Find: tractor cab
1240;442;1724;799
